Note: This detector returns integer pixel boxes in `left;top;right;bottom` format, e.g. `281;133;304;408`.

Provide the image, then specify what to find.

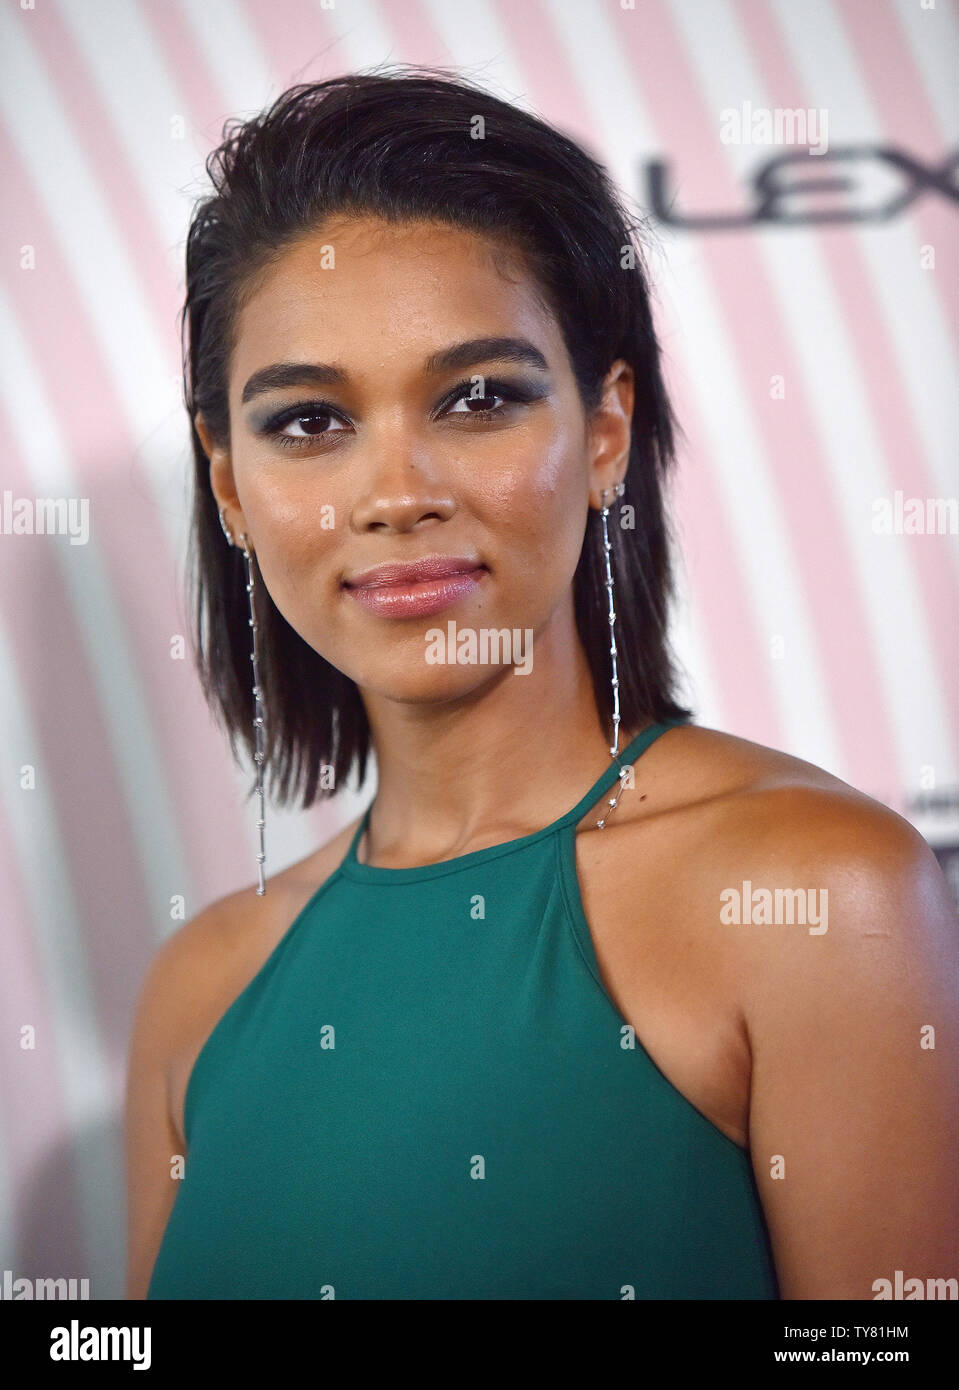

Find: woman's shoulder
646;730;959;1300
642;720;929;869
135;810;365;1057
624;721;954;965
132;809;366;1149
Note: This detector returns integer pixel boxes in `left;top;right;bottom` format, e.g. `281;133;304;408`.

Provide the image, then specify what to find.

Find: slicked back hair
182;65;691;809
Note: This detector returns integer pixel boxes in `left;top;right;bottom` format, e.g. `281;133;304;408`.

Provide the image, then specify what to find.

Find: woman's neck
356;626;638;868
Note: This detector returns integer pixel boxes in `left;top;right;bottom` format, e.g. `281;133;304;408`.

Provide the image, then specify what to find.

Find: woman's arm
123;902;228;1299
740;787;959;1299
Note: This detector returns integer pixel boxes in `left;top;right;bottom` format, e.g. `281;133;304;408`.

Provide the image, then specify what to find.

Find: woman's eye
260;377;541;451
267;408;350;449
444;387;506;417
439;377;544;422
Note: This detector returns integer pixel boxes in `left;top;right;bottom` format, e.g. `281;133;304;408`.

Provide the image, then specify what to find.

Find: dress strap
346;716;689;866
554;717;689;830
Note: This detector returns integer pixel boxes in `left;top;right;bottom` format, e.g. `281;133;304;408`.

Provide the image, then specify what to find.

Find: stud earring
597;481;629;830
218;506;267;894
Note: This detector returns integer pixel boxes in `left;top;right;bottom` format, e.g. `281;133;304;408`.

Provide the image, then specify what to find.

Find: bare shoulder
640;733;959;1297
124;808;364;1296
623;720;958;994
572;721;952;1157
607;719;956;984
151;811;361;1000
632;720;938;879
141;811;361;1025
134;808;364;1143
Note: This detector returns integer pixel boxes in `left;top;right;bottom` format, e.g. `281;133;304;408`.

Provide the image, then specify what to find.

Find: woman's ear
193;411;215;461
587;359;634;509
195;411;244;528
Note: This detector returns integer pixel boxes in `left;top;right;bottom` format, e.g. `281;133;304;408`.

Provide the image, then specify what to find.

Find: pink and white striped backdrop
1;0;956;1298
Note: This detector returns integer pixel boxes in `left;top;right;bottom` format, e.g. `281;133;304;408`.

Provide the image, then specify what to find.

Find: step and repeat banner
0;0;956;1298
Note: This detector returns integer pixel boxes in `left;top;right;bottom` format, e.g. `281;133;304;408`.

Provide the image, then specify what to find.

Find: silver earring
218;508;267;894
240;534;267;895
597;481;628;830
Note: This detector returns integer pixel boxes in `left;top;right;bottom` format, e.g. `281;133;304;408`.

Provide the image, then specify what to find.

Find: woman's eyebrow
240;336;551;405
424;335;550;376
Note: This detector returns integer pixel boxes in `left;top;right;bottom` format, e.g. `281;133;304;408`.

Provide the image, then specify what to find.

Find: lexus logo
645;146;959;228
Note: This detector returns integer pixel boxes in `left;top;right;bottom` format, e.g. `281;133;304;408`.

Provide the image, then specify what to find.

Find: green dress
147;718;779;1299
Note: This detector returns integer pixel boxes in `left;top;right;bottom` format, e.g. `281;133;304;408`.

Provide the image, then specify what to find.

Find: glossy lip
342;555;484;589
342;556;488;620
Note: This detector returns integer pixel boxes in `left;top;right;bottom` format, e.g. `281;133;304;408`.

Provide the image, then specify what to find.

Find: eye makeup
247;373;551;452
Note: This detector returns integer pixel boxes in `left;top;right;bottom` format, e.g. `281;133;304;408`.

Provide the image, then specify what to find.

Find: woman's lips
345;566;487;619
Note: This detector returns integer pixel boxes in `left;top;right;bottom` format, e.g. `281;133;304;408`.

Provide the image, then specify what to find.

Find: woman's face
200;214;632;704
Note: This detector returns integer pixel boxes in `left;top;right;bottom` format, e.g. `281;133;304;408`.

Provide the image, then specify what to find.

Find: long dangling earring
597;482;628;830
219;507;267;894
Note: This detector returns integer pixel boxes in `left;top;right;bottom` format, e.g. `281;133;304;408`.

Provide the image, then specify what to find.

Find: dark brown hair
182;63;691;809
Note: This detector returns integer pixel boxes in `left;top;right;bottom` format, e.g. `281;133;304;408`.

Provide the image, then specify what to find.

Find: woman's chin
348;664;514;707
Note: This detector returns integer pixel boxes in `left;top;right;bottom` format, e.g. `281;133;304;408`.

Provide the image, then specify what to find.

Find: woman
126;67;959;1300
